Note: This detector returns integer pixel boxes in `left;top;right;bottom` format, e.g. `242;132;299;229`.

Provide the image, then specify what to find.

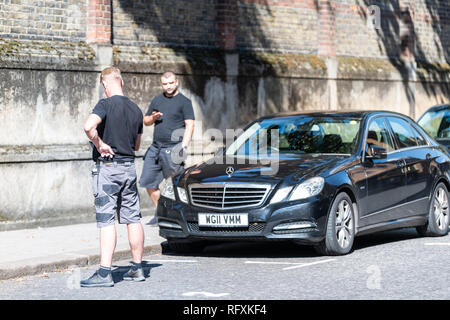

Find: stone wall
0;0;449;230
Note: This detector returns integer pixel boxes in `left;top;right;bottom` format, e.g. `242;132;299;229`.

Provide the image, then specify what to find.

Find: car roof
422;104;450;113
257;110;410;121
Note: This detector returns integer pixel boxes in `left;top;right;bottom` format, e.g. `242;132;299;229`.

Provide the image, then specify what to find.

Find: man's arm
182;119;195;148
135;134;142;151
83;114;115;157
143;111;163;126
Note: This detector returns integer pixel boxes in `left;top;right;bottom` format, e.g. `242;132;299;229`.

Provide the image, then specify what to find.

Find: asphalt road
1;228;449;301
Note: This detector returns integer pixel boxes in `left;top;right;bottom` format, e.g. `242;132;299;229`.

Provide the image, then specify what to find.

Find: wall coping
1;38;449;82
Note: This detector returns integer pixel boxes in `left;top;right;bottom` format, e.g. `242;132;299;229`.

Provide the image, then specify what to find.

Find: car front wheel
314;192;355;256
417;182;450;237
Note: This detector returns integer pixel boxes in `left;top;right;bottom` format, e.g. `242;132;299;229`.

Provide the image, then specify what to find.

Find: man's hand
84;114;114;158
98;142;115;158
144;111;164;126
152;110;163;120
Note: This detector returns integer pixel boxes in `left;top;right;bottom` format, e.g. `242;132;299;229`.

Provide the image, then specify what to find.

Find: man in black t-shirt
139;72;195;223
81;67;146;287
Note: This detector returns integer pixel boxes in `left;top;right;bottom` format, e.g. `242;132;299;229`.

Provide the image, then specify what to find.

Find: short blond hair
100;66;122;84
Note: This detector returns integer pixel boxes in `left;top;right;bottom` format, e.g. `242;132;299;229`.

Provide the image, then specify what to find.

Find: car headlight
270;186;293;204
289;177;324;201
177;187;188;204
161;177;175;200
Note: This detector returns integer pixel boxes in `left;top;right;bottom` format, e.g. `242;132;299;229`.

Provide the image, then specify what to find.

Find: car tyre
314;192;355;256
416;182;449;237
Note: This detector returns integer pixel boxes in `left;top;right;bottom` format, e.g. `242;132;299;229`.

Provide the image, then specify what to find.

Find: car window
387;117;418;149
411;125;427;146
366;118;395;153
226;116;361;156
438;116;450;138
418;108;450;139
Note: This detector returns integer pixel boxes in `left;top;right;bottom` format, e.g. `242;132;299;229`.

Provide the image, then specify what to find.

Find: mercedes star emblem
225;166;234;177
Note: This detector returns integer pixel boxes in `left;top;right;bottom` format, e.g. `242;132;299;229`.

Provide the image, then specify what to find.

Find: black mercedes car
157;111;450;255
418;104;450;151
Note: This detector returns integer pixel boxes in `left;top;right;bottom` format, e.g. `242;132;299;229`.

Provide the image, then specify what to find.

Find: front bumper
156;195;332;244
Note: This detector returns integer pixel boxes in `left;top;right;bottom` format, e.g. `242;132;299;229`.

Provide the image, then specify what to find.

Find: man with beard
140;72;195;224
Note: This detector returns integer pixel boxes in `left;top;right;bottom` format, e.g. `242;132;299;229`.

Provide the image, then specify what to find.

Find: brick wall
217;0;237;50
112;0;217;48
87;0;111;44
414;0;450;64
0;0;448;64
237;0;319;53
332;0;450;64
235;0;450;64
334;0;386;58
0;0;87;42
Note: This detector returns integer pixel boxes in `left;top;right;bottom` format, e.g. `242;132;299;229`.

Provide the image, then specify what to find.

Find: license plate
198;213;248;227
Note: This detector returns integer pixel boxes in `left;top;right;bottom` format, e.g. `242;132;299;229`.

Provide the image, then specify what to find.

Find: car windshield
418;108;450;139
226;116;361;157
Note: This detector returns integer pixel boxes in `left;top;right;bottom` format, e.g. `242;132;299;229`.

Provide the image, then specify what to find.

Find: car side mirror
366;145;387;159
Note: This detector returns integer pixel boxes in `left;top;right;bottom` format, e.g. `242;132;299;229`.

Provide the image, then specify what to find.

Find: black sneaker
123;267;145;282
80;271;114;288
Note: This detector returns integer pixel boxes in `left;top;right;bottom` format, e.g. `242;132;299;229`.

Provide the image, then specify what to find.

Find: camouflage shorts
92;161;141;228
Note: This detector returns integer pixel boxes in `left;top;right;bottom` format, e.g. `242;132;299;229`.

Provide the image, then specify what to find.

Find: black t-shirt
145;93;195;146
92;95;143;162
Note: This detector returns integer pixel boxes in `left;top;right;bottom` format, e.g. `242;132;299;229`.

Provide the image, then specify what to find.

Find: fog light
273;221;316;231
158;221;183;230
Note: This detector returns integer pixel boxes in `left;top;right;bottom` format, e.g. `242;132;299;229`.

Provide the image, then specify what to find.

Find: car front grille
188;183;272;210
187;222;266;234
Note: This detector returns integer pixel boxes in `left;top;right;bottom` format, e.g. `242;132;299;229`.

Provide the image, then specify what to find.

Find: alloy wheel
433;186;449;231
335;199;354;249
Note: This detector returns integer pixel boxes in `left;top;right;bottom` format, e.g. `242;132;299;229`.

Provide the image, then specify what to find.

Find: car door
359;117;407;227
386;117;432;218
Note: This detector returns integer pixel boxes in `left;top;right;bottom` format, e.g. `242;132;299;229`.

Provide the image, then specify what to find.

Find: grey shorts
139;144;185;190
92;161;141;228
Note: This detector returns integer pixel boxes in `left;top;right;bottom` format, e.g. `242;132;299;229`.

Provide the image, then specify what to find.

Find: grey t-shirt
146;93;195;146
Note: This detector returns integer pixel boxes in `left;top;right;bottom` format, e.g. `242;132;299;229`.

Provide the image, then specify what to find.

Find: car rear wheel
314;192;355;256
417;182;449;237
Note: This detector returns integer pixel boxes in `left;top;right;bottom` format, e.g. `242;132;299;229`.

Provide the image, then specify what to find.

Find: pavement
0;216;166;281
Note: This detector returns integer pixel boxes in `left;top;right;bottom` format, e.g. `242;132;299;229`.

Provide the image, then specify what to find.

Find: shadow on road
111;262;162;284
204;241;319;258
352;228;421;251
161;227;428;258
162;240;318;259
